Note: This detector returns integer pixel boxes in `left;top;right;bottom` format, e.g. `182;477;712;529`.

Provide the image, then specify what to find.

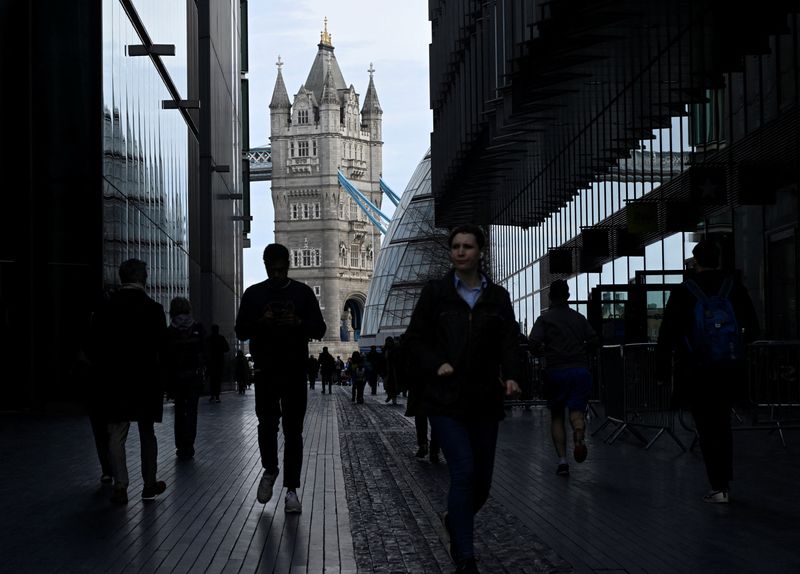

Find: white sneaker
703;490;729;503
257;471;277;504
285;490;302;513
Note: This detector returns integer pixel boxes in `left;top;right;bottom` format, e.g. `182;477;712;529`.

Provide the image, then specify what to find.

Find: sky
244;1;433;287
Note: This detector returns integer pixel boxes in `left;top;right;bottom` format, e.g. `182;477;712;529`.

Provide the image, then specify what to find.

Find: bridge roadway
1;384;798;573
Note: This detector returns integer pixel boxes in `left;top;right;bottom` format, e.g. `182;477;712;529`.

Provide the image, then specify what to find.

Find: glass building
2;0;248;410
428;2;800;343
360;149;451;346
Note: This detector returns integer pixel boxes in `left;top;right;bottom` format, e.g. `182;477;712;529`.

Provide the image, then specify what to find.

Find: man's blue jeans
429;415;499;561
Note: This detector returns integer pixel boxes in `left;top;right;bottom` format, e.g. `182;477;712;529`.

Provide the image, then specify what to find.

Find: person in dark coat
348;351;368;403
207;324;230;403
235;243;326;514
405;224;521;573
163;297;205;459
235;350;250;394
89;258;168;505
401;335;441;462
318;347;336;394
306;355;319;390
657;239;758;503
382;337;400;404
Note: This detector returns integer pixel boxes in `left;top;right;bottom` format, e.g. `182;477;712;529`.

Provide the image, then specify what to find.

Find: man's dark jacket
235;278;326;377
89;286;167;422
657;269;759;406
404;270;522;420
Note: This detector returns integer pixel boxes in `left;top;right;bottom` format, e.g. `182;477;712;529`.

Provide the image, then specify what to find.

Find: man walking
235;244;326;513
89;259;168;504
657;239;758;503
318;346;336;394
529;279;599;476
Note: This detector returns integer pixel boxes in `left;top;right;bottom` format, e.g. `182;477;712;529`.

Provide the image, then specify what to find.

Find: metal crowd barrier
738;340;800;446
592;343;686;452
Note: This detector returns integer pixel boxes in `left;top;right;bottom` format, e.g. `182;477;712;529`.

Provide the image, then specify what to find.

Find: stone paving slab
336;389;574;573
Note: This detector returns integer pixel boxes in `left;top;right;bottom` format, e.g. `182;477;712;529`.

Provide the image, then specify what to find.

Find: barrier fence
738;340;800;446
592;343;686;451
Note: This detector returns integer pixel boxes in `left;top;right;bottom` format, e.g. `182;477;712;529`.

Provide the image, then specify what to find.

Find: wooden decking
1;385;798;573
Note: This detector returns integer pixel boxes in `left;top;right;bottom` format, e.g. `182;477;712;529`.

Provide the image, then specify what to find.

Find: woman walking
405;224;521;573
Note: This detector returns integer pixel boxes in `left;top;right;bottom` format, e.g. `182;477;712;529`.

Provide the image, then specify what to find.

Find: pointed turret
319;69;340;132
270;56;291;135
321;68;339;105
361;63;382;116
361;63;382;142
303;19;347;104
270;56;290;110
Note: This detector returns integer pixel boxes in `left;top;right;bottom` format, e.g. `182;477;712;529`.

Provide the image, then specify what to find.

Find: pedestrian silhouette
163;296;205;460
235;243;326;513
529;279;599;476
88;258;168;504
657;239;758;503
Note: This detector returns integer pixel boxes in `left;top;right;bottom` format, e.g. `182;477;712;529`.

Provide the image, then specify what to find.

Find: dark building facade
0;0;249;410
429;1;799;341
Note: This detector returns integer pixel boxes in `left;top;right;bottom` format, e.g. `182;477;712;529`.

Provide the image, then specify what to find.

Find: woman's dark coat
404;270;522;420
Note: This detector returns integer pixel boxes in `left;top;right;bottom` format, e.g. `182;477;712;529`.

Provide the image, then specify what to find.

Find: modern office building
428;1;799;341
269;22;383;356
1;0;249;410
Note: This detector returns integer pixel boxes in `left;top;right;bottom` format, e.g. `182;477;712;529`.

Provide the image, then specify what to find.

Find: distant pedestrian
657;239;758;503
235;350;250;394
365;345;381;395
307;354;319;390
318;347;336;394
335;356;345;385
382;337;399;404
529;279;599;477
207;324;230;403
235;243;326;513
349;351;367;404
163;297;205;460
89;258;168;504
405;224;521;572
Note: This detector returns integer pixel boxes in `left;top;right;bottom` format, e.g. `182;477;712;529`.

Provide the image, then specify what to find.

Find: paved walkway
1;385;798;573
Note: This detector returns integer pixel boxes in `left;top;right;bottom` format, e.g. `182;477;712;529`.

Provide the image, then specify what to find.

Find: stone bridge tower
269;20;383;357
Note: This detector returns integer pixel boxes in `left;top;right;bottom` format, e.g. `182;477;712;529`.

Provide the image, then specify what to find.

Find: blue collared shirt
454;273;487;309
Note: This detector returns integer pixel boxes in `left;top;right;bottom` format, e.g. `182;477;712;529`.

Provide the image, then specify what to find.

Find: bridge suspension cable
337;170;388;235
380;178;400;207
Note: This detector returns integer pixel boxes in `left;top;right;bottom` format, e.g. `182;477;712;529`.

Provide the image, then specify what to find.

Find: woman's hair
448;224;485;250
169;296;192;318
350;351;362;362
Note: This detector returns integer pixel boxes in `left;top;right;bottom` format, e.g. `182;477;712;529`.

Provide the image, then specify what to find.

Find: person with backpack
163;297;205;459
657;239;758;504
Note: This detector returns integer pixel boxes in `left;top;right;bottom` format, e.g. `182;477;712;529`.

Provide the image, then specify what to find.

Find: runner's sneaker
573;430;588;463
703;490;729;503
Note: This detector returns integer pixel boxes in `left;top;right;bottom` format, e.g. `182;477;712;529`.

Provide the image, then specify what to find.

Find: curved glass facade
360;149;450;343
101;0;190;308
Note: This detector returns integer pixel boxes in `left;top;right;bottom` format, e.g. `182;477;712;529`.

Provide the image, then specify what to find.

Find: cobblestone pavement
335;388;574;573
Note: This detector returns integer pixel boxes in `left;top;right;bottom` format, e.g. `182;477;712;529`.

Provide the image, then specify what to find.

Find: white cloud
244;1;432;288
